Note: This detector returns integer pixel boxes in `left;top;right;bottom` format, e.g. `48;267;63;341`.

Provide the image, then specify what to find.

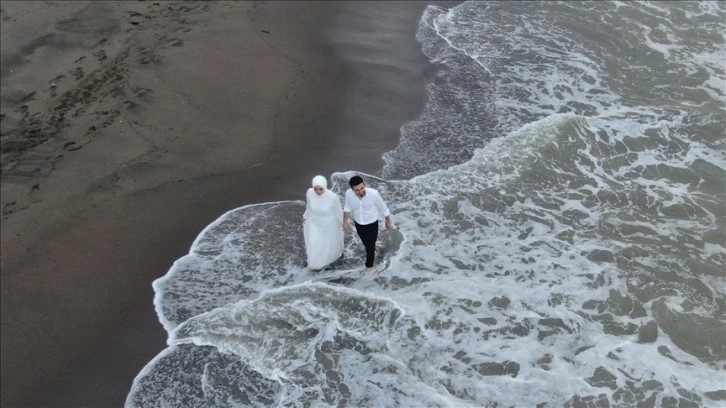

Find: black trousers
354;221;378;268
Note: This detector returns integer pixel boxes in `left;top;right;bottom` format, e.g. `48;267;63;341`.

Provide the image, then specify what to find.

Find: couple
303;174;393;276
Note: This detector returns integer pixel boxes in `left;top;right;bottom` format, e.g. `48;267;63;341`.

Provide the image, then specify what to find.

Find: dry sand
1;1;433;406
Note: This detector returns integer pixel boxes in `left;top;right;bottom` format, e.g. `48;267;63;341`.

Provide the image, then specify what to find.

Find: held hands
343;222;351;231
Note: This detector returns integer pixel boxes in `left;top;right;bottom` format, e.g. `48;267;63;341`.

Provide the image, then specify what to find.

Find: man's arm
343;211;352;231
342;190;352;230
374;190;392;229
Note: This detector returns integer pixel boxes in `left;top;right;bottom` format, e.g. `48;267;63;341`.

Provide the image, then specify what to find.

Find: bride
303;175;344;270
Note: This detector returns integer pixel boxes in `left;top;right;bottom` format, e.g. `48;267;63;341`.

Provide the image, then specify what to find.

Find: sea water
127;2;725;407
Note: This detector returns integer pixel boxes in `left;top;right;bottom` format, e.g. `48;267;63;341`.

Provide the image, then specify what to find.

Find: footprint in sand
92;50;107;62
19;91;36;103
70;67;84;80
63;141;81;151
3;202;17;216
49;75;65;98
128;12;146;26
133;87;152;98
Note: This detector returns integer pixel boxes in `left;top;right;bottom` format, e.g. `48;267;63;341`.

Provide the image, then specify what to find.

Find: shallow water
128;2;725;407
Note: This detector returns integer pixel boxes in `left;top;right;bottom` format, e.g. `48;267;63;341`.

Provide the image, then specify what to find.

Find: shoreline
1;2;433;406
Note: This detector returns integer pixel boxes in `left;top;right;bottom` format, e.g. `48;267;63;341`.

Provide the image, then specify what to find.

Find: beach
0;2;433;406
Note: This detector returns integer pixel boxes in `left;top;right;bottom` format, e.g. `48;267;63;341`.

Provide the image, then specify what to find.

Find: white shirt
344;187;390;225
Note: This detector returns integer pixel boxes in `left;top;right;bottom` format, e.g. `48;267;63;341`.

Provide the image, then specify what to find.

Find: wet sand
0;1;433;407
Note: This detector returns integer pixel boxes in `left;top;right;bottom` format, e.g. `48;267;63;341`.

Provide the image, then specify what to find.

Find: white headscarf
312;175;328;190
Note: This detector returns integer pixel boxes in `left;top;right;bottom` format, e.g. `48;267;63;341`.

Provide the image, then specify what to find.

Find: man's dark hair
349;175;364;188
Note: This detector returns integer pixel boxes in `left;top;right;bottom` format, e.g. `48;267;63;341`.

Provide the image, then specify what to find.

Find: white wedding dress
303;188;344;270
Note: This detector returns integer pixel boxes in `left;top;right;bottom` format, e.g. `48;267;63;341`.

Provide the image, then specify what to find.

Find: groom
342;175;393;276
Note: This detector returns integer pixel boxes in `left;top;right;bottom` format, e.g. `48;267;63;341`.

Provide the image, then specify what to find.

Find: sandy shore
1;1;433;407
